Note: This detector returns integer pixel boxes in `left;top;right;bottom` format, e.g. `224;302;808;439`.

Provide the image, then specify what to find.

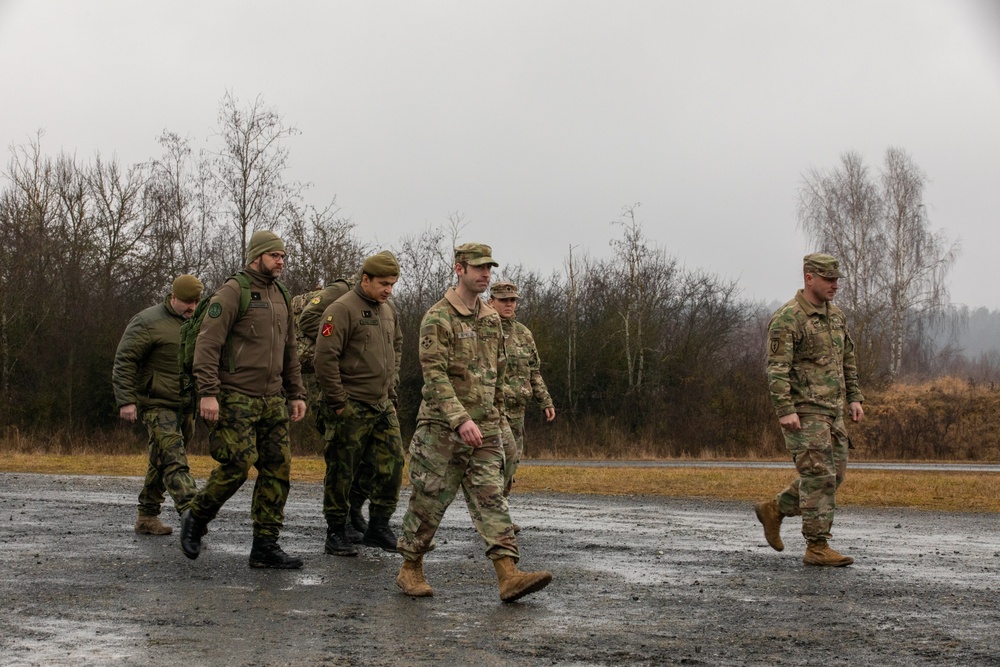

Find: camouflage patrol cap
455;242;498;267
490;281;519;300
803;253;842;279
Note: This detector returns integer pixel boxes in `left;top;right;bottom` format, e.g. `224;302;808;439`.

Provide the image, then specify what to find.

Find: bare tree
208;91;303;266
799;147;958;382
282;201;369;293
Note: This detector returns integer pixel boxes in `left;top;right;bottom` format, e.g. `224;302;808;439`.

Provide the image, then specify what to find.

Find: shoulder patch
769;337;780;355
310;296;322;305
208;303;222;318
321;322;334;337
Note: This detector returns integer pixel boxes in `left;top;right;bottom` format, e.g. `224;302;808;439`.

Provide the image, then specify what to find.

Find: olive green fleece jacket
193;266;306;400
313;284;402;410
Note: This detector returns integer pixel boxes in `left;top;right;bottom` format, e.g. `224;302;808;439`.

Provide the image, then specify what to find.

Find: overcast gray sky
2;1;998;307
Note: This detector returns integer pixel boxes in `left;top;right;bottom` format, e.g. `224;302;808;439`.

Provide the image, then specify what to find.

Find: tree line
0;93;976;456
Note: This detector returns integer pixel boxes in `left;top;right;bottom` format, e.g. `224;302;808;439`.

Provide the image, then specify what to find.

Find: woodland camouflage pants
320;398;403;525
188;390;292;540
137;407;197;516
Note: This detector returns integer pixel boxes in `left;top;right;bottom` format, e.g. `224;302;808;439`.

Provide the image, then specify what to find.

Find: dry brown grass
3;454;998;513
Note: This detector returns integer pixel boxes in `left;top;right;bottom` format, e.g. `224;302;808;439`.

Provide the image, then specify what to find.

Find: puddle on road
3;616;145;667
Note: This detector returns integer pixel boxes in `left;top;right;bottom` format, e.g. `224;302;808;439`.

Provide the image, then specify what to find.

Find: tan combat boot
803;541;854;567
754;500;784;551
135;514;173;536
396;557;433;597
493;556;552;603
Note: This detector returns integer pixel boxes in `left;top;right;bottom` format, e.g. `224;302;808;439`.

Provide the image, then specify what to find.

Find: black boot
349;506;369;535
180;509;205;560
345;521;365;545
363;518;398;552
249;537;304;569
325;525;359;556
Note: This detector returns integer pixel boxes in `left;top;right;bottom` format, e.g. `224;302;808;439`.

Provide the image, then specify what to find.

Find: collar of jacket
445;286;498;320
794;289;828;317
353;282;381;307
163;294;186;320
242;265;275;286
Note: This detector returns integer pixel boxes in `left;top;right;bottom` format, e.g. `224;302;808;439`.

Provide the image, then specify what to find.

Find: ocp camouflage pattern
766;289;864;418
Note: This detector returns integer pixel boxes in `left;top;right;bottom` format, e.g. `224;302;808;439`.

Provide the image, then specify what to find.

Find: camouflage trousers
775;413;849;543
137;408;197;516
398;423;519;562
188;390;293;540
320;398;403;525
501;416;519;497
305;373;370;511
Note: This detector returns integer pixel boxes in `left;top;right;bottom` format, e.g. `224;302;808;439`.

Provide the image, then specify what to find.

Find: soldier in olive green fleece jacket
181;230;308;570
112;275;203;535
313;252;404;556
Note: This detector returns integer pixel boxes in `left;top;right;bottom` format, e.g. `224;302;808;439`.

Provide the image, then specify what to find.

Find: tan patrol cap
455;242;498;267
803;253;842;279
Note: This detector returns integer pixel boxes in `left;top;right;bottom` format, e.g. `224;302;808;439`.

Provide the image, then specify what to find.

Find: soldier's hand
457;420;483;447
200;396;220;423
544;406;556;422
119;404;138;422
849;401;864;423
289;399;307;422
778;413;801;431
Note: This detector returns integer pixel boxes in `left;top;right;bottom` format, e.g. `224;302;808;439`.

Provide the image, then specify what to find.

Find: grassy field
3;453;999;513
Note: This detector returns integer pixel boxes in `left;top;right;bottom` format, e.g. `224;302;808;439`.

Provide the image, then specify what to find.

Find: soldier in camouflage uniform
113;275;204;535
295;272;375;542
488;281;555;499
313;251;404;557
755;253;865;567
179;230;308;569
395;243;553;603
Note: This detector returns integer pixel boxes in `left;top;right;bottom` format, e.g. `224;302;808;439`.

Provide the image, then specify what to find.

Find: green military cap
362;250;400;277
247;229;285;261
172;274;203;301
803;253;842;279
490;281;519;299
455;242;498;267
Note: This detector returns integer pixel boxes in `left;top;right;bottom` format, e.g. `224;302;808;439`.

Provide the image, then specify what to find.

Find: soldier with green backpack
179;230;308;569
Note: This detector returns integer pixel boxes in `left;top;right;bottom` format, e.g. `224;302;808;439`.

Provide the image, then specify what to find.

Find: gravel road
1;472;998;666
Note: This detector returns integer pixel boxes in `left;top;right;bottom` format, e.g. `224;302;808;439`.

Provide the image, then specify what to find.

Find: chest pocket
803;317;833;365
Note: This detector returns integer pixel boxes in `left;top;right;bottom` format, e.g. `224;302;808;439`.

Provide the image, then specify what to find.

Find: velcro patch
310;296;322;305
769;336;781;355
208;303;222;318
321;323;334;337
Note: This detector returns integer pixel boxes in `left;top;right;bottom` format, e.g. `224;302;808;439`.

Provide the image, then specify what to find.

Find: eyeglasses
267;252;286;261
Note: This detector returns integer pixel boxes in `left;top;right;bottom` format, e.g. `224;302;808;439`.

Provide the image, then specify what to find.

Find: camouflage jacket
766;289;864;418
499;317;553;418
415;287;507;437
193;266;306;401
112;295;186;410
313;284;402;409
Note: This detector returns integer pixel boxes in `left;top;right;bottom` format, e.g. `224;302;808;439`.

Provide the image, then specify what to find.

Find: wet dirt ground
1;472;999;667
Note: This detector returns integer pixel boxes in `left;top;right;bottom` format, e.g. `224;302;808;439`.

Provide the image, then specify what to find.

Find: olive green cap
171;274;203;302
803;253;842;279
362;250;400;277
455;242;498;267
247;230;285;262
